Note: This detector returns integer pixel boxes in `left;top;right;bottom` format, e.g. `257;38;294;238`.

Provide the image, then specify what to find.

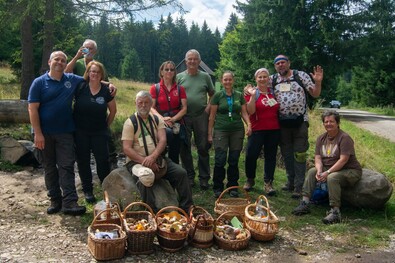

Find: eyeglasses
89;70;101;74
163;68;175;72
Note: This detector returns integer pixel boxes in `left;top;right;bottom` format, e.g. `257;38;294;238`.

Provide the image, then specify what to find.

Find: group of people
28;41;362;224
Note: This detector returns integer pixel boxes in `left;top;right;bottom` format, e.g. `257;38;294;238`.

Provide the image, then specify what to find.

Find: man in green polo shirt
176;49;215;190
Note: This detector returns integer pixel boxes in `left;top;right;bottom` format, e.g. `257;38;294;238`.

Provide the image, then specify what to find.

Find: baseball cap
132;164;155;187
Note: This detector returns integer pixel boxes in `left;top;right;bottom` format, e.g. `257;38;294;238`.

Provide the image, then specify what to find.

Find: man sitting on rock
121;91;193;213
292;110;362;224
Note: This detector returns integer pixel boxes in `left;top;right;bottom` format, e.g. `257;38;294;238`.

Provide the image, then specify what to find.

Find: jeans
245;129;280;183
212;129;244;192
180;112;211;182
75;129;110;194
280;122;309;192
41;133;78;206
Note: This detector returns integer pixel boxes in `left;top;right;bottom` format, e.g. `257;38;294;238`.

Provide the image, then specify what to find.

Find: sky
136;0;245;34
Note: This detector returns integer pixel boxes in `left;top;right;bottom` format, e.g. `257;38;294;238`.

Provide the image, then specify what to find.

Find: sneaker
292;200;310;215
47;199;62;214
322;208;341;224
243;179;255;192
264;182;276;196
229;189;239;198
291;191;302;199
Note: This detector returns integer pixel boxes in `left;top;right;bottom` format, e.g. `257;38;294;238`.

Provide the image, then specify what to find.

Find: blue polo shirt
28;72;84;134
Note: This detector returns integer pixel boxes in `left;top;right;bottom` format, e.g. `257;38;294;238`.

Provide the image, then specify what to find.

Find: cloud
134;0;244;34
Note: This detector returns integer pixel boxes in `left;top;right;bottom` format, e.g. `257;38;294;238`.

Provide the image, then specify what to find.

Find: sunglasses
163;68;175;72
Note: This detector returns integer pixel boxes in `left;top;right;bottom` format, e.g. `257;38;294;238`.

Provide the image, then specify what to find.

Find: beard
279;69;289;76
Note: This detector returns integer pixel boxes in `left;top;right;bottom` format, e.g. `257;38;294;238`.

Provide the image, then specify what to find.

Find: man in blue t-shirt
28;51;86;216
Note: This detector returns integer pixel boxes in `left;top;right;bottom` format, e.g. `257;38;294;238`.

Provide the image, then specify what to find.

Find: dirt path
1;169;394;262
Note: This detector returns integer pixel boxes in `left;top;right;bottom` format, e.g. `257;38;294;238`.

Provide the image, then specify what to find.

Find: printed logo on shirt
260;97;269;106
64;81;72;89
95;97;105;104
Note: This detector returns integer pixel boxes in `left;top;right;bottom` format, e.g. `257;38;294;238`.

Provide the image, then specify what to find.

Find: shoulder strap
129;114;138;134
155;83;160;108
293;70;305;90
75;81;86;99
129;113;159;135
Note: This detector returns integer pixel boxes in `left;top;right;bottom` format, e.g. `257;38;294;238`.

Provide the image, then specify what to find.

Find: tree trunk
39;0;55;74
20;14;35;100
0;100;30;123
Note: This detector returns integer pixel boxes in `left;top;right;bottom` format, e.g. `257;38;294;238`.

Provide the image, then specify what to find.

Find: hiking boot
292;200;310;215
189;178;195;187
200;180;209;190
291;191;302;199
322;208;341;224
47;199;62;215
214;190;222;198
243;178;255;192
62;202;86;216
229;189;239;198
84;192;96;204
264;182;276;196
281;183;294;192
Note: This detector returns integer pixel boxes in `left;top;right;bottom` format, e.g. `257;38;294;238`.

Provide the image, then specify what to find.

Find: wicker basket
188;205;214;248
214;186;251;218
93;191;122;226
156;206;190;252
87;208;127;261
213;211;251;251
245;195;279;241
122;202;157;255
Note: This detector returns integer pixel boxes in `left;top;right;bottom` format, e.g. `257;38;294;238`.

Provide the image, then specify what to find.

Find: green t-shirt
74;58;109;81
176;70;215;117
210;90;246;131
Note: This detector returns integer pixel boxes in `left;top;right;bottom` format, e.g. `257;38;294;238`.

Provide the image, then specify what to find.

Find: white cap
132;164;155;187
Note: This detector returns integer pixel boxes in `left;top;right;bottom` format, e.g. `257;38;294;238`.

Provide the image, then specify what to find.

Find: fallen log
0;100;30;123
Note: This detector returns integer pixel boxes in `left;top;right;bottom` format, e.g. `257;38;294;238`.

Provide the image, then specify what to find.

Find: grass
1;65;394;250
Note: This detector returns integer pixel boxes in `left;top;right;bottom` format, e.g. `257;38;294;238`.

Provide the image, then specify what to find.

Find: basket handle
214;211;245;229
188;214;207;243
90;207;124;229
188;205;210;221
122;201;155;219
255;194;272;219
155;206;189;222
216;186;250;203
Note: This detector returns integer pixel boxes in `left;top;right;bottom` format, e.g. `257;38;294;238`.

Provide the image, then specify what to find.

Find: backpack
272;69;314;109
129;113;159;134
155;83;181;116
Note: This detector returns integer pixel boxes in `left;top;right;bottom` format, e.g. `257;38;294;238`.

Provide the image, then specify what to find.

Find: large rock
342;169;393;209
102;167;178;211
0;136;29;164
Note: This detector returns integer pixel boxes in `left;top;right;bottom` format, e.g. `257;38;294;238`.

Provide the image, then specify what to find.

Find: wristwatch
327;169;332;174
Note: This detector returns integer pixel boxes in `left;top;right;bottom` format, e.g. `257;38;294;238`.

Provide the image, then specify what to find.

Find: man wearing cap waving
121;91;193;213
272;55;323;198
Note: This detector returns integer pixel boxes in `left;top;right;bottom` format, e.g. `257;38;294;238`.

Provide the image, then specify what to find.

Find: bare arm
319;154;350;182
246;87;257;115
207;104;218;144
170;98;187;122
241;104;252;136
28;103;45;150
106;99;117;126
205;90;215;114
65;47;84;73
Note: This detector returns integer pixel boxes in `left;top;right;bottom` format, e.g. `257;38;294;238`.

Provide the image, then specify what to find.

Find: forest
0;0;394;107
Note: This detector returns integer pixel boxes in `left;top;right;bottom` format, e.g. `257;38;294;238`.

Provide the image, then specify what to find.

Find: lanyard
223;90;234;122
